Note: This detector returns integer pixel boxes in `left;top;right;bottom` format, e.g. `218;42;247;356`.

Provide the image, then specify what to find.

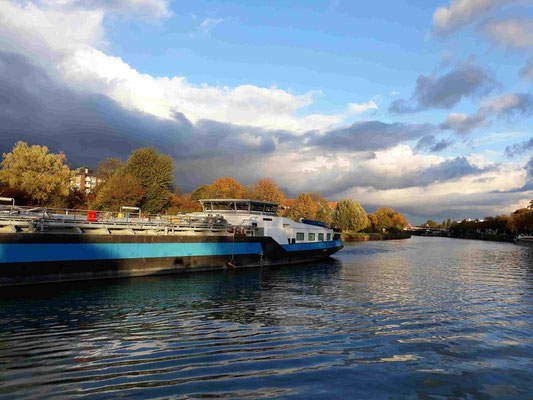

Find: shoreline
341;232;411;242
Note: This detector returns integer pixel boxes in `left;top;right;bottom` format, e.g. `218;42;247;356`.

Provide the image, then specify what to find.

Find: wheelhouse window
308;233;315;241
318;233;324;241
296;232;304;241
326;233;331;241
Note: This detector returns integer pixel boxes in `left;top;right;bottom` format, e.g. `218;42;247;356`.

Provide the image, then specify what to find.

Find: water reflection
0;237;532;399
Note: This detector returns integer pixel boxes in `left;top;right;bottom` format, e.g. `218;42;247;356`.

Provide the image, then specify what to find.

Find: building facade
72;167;102;194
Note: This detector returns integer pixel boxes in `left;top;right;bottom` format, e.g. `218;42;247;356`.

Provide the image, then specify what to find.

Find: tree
309;193;334;226
96;158;124;179
286;193;318;221
208;177;248;199
512;208;533;234
166;193;202;214
425;219;438;228
250;178;285;204
391;213;408;232
125;148;173;214
375;207;394;231
0;142;72;205
190;184;212;200
366;214;379;232
91;174;144;211
333;199;367;232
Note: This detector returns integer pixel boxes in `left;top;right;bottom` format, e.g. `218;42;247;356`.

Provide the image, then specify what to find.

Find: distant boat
514;234;533;246
0;198;343;286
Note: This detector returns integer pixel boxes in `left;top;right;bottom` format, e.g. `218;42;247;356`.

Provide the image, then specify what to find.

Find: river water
0;236;532;399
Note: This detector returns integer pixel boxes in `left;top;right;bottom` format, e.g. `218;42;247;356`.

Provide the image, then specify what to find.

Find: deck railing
0;205;248;233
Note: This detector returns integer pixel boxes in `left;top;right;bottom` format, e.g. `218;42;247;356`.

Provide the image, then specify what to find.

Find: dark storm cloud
0;51;280;166
310;120;437;151
415;135;454;152
389;62;496;113
505;137;533;157
303;156;493;198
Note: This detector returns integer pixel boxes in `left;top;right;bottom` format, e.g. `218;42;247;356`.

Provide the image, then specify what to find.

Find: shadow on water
1;238;532;399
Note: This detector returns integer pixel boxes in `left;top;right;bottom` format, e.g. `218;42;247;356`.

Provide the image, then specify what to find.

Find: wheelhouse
199;199;278;215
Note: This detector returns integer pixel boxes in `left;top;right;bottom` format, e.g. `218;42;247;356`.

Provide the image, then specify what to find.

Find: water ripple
1;237;532;399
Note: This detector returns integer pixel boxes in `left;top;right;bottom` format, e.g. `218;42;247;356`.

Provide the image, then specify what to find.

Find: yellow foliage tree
208;177;248;199
286;193;318;221
0;142;72;205
250;178;286;204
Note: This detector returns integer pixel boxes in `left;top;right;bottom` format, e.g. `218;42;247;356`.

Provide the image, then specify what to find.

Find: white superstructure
197;199;335;245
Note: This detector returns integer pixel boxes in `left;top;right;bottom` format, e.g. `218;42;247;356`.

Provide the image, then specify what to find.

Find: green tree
425;219;438;228
91;173;144;211
190;184;212;200
333;199;367;232
125;148;173;214
287;193;318;221
0;141;72;205
96;158;124;179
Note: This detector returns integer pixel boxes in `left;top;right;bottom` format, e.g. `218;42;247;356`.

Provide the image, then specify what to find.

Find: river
0;236;532;399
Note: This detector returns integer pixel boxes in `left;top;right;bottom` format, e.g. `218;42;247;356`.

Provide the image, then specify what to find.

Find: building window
296;232;304;241
326;233;331;241
308;233;315;241
318;233;324;241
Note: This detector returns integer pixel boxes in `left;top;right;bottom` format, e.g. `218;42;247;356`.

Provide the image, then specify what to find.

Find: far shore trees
0;142;72;206
333;199;367;232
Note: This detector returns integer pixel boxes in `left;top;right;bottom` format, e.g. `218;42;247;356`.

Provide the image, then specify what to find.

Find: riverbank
341;232;411;241
410;230;515;243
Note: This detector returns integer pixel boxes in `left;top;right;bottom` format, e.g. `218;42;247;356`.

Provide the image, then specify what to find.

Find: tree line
419;203;533;236
0;142;408;233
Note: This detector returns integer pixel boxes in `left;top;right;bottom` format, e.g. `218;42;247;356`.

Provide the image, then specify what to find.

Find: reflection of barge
0;199;343;286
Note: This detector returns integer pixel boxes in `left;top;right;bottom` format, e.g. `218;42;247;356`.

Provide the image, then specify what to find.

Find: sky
0;0;532;224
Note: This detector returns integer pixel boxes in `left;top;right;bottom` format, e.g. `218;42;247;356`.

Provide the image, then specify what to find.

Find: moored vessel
514;234;533;246
0;198;343;286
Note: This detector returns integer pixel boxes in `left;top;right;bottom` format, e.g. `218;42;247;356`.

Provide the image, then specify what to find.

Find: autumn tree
250;178;285;204
208;177;248;199
125;148;173;214
190;184;212;200
0;142;72;205
91;174;144;211
366;214;379;232
333;199;367;232
375;207;394;231
286;193;318;221
305;193;333;225
373;207;408;232
166;193;202;214
512;208;533;233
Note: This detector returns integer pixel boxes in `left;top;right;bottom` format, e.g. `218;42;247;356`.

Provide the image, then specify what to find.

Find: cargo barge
0;199;343;286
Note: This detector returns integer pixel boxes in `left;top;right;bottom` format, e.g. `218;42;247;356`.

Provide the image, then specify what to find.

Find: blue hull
0;234;343;285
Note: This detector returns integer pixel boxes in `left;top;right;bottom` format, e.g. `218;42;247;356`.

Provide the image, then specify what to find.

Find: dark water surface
1;237;532;399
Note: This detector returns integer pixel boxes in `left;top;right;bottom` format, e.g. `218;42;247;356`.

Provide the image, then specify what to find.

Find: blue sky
0;0;532;223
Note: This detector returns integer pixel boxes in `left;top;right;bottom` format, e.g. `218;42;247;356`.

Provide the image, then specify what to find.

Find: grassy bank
341;232;411;241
